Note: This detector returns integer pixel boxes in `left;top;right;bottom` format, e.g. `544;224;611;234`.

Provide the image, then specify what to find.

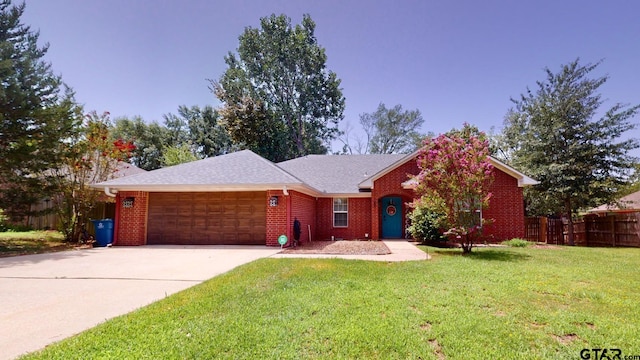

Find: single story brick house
91;149;537;246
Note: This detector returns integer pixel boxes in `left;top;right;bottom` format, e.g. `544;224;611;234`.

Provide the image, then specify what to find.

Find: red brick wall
371;159;419;239
266;190;288;246
368;158;526;241
115;191;148;246
111;160;525;246
316;197;372;240
289;190;316;245
483;169;525;241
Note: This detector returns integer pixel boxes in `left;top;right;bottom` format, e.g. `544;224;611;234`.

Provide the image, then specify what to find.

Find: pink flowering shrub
409;125;494;253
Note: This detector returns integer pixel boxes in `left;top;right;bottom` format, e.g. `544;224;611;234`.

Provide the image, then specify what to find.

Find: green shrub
407;204;446;244
0;209;33;232
0;209;6;232
502;238;531;247
6;224;34;232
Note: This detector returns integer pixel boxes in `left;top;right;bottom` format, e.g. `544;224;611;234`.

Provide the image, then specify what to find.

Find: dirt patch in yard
532;244;563;249
280;240;391;255
0;240;92;258
553;333;580;345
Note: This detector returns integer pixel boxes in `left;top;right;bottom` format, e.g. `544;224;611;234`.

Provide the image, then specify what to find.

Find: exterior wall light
269;196;279;207
123;197;135;208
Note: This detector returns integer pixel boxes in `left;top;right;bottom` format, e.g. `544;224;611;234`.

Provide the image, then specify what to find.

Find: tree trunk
462;234;473;253
565;198;575;246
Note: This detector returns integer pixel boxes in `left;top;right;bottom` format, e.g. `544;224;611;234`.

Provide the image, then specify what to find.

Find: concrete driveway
0;245;280;360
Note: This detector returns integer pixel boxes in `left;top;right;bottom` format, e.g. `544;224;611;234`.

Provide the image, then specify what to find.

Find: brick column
266;190;288;246
115;191;148;246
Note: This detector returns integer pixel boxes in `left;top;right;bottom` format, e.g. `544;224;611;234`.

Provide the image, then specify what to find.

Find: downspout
104;187;119;245
286;190;292;247
104;187;118;198
113;193;120;246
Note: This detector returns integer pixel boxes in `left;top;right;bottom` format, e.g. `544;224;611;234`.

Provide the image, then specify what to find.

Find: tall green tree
170;105;235;158
359;103;425;154
112;106;236;170
501;59;639;245
213;14;345;161
162;112;189;147
110;116;168;171
161;144;199;167
215;93;289;161
0;0;77;220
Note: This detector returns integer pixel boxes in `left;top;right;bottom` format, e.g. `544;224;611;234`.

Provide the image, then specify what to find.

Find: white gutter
104;187;118;197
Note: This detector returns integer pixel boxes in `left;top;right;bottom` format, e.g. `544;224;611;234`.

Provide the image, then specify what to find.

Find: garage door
147;192;266;245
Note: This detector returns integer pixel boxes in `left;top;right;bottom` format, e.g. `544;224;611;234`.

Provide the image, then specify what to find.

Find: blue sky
23;0;640;151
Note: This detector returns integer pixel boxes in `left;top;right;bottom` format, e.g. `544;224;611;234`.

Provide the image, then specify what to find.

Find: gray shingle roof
93;150;537;195
276;154;406;194
114;162;147;178
95;150;303;188
589;190;640;213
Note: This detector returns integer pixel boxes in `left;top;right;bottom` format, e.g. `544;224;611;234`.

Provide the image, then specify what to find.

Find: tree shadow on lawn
431;248;531;262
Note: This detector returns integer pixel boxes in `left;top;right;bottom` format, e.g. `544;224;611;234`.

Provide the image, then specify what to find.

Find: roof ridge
273;163;324;193
246;150;310;185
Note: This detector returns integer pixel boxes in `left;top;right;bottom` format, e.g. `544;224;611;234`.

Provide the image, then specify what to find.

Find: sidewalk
270;240;429;261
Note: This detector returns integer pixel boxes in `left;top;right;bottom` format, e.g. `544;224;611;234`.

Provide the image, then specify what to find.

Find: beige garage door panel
147;192;266;245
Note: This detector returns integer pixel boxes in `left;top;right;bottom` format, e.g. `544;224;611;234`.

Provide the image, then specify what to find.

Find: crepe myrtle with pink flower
409;124;494;253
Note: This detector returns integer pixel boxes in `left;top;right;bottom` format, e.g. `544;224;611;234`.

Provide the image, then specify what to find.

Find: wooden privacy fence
524;217;564;244
525;213;640;247
27;200;115;234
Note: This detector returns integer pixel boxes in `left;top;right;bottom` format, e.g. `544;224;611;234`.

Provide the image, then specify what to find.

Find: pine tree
0;0;78;221
501;59;639;245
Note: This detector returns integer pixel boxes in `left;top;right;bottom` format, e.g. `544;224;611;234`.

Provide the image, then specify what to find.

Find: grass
0;231;69;257
22;246;640;359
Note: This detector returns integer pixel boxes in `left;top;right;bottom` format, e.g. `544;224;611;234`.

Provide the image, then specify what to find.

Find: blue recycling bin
92;219;114;247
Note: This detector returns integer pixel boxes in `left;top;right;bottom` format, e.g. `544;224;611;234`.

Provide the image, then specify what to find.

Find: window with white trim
333;198;348;227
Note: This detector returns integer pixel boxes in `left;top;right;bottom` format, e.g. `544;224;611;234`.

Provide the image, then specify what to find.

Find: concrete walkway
271;239;429;261
0;245;280;360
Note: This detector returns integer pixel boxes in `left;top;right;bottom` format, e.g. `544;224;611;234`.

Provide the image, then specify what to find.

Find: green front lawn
0;231;69;257
23;246;640;359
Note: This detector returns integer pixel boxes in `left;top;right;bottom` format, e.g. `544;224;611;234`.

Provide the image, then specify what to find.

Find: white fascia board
360;156;539;189
89;182;371;199
358;150;420;190
319;192;372;199
88;183;319;193
488;157;539;187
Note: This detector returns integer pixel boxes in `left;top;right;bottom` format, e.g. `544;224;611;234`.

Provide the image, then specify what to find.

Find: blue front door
381;197;402;238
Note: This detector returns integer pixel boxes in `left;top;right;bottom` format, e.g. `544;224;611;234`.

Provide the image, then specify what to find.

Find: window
333;198;348;227
456;198;483;228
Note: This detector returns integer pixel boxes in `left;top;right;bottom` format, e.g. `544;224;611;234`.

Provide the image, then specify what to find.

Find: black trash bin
91;219;114;247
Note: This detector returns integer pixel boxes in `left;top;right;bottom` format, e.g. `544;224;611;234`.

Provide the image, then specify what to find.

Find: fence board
526;217;564;244
525;217;540;242
526;214;640;247
548;219;564;245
